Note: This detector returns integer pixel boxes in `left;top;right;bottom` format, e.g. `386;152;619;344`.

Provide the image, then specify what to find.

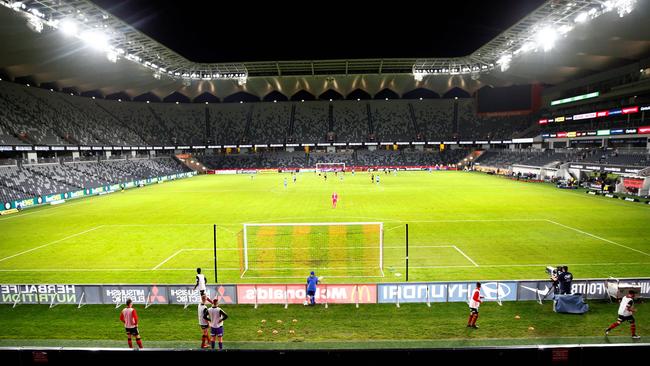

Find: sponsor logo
104;287;147;304
0;284;77;304
622;106;639;114
147;285;167;304
520;284;550;296
481;282;515;300
214;285;234;304
236;284;376;304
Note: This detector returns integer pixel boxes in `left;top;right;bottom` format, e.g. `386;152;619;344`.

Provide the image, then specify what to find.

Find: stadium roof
1;0;650;100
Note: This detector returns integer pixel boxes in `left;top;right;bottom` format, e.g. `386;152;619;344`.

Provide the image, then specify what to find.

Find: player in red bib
467;282;484;329
331;192;338;208
120;298;143;349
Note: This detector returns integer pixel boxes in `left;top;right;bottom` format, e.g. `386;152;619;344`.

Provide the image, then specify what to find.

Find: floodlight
81;30;109;51
535;27;558;51
26;14;43;33
106;50;118;63
575;12;589;23
497;54;512;72
558;25;573;35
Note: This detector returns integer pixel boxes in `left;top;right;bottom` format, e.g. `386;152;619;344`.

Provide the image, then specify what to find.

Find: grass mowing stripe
0;226;103;263
2;172;649;283
545;219;650;257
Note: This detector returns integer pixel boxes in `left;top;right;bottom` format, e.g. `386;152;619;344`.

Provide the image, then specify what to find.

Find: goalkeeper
305;271;320;306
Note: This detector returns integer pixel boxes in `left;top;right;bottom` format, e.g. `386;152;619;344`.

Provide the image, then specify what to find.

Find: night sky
90;0;547;63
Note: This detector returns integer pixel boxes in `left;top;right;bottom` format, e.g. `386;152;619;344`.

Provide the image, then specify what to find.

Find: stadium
0;0;649;363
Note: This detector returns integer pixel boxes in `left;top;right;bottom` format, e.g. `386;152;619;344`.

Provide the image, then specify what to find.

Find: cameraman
550;266;562;295
558;266;573;294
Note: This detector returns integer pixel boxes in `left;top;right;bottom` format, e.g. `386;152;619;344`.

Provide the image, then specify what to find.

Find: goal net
238;222;383;278
315;162;345;172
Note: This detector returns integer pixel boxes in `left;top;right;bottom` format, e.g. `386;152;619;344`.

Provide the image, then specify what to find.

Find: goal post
315;162;346;172
238;222;383;278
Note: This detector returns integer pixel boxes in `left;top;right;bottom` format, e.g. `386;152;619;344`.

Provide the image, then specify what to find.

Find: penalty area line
452;245;479;267
0;226;104;263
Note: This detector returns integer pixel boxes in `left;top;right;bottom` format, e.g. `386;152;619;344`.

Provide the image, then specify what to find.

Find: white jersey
198;302;210;326
618;296;635;317
208;306;225;328
196;274;206;291
469;288;482;309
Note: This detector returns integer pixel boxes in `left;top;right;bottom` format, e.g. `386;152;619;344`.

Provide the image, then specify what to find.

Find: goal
238;222;383;278
315;162;345;172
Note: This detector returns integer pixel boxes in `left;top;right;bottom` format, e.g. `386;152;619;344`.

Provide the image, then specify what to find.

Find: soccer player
208;298;229;350
284;177;288;189
194;267;207;296
120;298;143;349
371;174;374;183
306;271;319;305
198;294;211;348
331;192;338;208
375;175;380;184
467;282;484;329
605;290;641;339
293;173;297;183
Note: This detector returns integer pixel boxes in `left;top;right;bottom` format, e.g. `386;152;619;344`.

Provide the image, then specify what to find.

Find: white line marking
241;275;385;279
223;245;454;251
0;199;90;221
1;262;649;272
0;226;103;263
244;222;383;227
152;249;184;270
102;224;214;227
452;245;479;267
545;219;650;257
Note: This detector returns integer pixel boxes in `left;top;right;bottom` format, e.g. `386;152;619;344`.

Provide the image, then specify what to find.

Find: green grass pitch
1;171;650;284
0;301;647;348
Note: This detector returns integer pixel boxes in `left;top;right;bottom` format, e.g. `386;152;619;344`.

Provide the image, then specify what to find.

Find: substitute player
194;268;207;296
198;294;211;348
605;290;641;339
208;298;229;350
467;282;484;329
120;298;143;349
331;192;338;208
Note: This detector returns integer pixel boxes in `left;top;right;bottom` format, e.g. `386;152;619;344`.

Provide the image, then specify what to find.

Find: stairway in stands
175;154;208;173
